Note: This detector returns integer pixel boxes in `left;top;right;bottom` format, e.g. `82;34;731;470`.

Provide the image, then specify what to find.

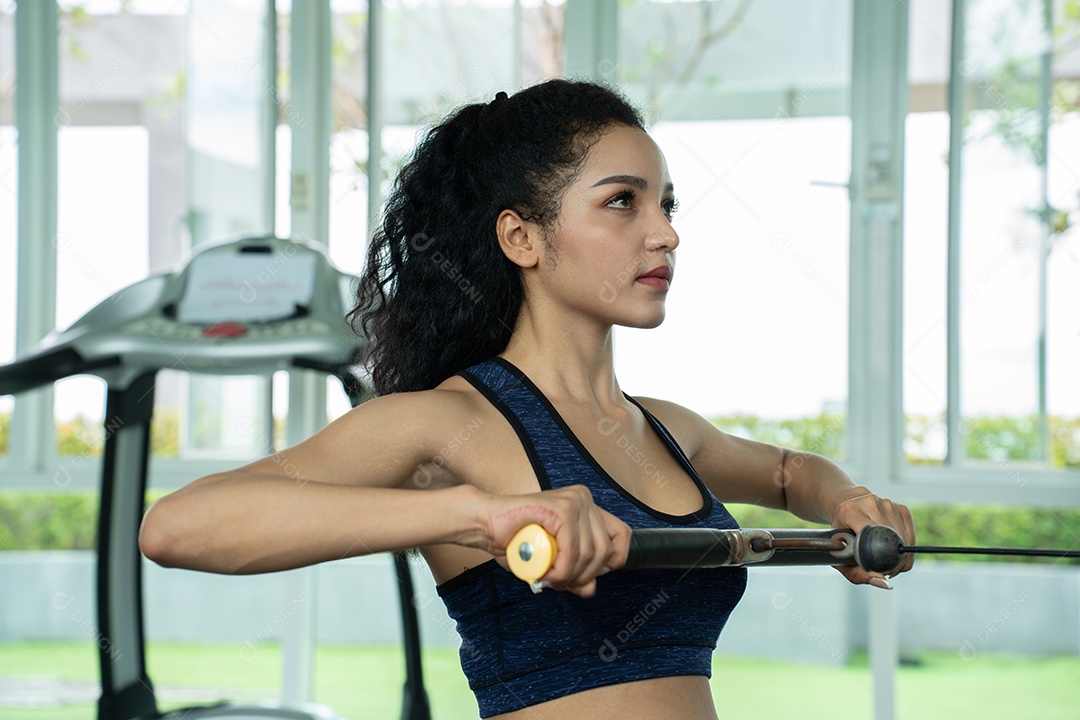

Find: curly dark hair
349;79;645;395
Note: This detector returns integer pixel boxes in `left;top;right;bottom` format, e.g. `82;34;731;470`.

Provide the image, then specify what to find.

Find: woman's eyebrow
591;174;675;194
592;174;647;189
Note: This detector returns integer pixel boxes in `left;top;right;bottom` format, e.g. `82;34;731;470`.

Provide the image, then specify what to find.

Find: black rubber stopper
854;525;905;574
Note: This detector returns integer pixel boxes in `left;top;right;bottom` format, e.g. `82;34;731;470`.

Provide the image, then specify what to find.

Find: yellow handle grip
506;523;558;584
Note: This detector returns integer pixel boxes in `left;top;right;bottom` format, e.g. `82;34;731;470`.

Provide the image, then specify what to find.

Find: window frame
7;1;1080;500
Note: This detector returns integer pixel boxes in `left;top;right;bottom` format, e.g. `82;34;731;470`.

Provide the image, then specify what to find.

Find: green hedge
0;491;1075;564
0;409;279;459
0;409;1076;560
727;503;1080;565
52;410;182;458
0;493;99;551
711;412;1080;468
1;411;1076;467
711;412;846;459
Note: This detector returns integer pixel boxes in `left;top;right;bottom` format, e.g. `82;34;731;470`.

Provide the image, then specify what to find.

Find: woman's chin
618;309;666;330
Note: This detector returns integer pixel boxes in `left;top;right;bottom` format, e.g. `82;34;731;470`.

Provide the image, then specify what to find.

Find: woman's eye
663;197;681;218
608;190;635;209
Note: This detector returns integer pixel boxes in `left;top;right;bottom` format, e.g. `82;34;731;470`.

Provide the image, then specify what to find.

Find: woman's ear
496;209;541;269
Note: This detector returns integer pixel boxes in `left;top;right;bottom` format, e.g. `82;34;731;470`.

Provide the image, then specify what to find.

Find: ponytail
349;79;644;395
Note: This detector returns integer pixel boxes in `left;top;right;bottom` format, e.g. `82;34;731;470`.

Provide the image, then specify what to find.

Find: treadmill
0;236;432;720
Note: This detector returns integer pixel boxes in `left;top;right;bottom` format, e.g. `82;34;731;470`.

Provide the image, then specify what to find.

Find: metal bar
366;0;384;233
12;0;59;477
395;553;432;720
945;0;967;466
262;0;277;234
762;537;848;552
96;372;158;720
1036;0;1052;462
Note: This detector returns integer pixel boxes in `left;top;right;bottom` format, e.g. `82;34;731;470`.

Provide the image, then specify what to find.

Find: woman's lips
636;266;672;290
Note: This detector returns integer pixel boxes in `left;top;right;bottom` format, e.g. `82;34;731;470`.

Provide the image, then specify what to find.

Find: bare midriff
491;675;718;719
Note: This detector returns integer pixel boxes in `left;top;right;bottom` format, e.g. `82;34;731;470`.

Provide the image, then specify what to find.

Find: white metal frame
900;0;1078;507
7;0;58;488
281;0;333;705
4;1;1078;718
4;4;1076;496
849;4;908;718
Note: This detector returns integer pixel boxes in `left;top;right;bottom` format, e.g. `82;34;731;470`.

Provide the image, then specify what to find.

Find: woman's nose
645;216;679;252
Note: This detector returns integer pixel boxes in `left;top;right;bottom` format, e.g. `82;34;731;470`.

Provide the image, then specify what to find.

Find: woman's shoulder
338;374;493;437
629;394;702;426
628;395;711;454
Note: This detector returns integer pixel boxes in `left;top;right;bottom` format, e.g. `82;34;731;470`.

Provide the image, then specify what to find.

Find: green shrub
905;413;1080;469
0;490;1075;563
713;411;1080;470
0;492;98;551
0;409;1074;559
150;408;180;458
727;503;1080;565
711;411;846;459
56;415;104;456
54;410;181;458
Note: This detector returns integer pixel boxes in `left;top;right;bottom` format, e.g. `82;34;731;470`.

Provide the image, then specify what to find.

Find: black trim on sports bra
436;558;498;596
623;394;713;508
490;357;713;525
458;369;552;491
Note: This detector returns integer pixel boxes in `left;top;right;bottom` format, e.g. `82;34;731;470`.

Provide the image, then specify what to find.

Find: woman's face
535;123;680;330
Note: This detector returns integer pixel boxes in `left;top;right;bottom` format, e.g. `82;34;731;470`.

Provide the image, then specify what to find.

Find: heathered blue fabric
436;357;747;717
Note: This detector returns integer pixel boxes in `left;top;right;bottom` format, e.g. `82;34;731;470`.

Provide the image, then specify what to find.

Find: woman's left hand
828;490;916;588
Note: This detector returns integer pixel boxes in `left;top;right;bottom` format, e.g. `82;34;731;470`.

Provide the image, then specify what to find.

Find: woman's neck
500;307;622;409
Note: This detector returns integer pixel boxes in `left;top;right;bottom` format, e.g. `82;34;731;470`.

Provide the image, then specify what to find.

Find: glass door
614;0;853;462
180;0;277;459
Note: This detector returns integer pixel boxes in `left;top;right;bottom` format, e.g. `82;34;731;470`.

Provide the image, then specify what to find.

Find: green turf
1;642;1078;720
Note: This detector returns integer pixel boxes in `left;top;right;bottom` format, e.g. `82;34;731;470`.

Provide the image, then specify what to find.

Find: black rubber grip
625;528;736;570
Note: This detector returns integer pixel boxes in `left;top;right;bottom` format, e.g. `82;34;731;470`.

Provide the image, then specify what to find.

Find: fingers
830;490;917;586
832;563;892;589
547;488;623;598
487;485;630;597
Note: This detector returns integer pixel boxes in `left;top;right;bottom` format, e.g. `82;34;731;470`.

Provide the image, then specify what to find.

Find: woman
140;79;915;719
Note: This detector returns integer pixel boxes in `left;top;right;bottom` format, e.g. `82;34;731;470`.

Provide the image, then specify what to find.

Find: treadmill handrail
0;347;122;397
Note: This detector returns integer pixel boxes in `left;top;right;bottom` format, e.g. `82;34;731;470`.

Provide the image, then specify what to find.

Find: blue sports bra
436;358;747;717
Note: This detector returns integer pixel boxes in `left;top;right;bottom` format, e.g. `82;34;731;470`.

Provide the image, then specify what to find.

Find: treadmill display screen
177;249;318;324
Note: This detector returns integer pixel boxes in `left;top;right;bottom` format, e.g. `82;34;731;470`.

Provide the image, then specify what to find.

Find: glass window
328;0;562;275
326;0;564;424
1046;118;1080;470
328;0;370;275
55;126;149;452
614;0;852;459
958;0;1047;464
904;0;1080;471
51;4;187;455
903;0;951;463
0;5;13;453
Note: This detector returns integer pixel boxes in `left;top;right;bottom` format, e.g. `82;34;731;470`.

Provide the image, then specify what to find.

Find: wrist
446;483;494;548
824;485;872;525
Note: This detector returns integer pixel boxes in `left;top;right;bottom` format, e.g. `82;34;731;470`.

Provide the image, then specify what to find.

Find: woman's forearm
139;476;486;574
777;449;868;525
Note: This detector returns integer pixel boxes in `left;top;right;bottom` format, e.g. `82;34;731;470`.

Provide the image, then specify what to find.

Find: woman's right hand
467;485;631;598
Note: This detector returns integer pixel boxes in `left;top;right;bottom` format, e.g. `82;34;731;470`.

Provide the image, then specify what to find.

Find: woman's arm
635;397;915;585
140;389;630;595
